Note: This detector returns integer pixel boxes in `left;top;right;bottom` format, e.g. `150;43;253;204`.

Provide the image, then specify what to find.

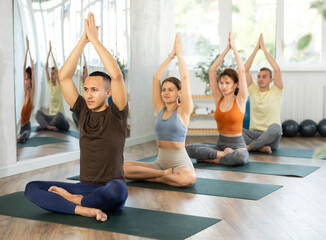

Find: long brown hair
162;77;181;90
161;77;181;103
217;68;239;95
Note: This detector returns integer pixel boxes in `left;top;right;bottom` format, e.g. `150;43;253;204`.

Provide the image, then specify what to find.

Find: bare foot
75;205;108;222
47;125;58;131
48;186;83;205
163;168;173;176
223;148;234;155
36;125;45;131
257;145;272;154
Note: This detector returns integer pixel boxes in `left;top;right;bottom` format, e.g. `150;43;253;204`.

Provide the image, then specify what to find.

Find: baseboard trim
0;151;79;178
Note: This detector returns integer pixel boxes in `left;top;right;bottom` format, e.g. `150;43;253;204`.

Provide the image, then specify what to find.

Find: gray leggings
186;135;249;166
242;123;282;151
35;110;70;131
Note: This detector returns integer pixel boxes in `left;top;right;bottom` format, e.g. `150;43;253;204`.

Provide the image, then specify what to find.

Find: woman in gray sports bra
124;34;196;187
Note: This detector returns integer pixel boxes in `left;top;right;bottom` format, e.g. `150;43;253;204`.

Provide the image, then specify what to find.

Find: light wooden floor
17;117;80;161
1;136;326;240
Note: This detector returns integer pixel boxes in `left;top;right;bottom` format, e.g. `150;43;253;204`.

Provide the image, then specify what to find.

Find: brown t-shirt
71;95;128;185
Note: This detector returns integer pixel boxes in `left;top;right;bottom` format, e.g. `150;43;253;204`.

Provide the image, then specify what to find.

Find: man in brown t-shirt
24;12;128;222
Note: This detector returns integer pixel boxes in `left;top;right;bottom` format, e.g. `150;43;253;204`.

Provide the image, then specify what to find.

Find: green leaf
297;34;312;50
310;1;325;10
322;9;326;21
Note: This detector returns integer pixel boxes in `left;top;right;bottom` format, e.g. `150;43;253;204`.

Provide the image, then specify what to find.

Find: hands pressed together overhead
170;34;183;58
82;12;100;44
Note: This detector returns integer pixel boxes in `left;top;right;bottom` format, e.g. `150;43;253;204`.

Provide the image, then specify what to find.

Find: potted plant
195;52;236;95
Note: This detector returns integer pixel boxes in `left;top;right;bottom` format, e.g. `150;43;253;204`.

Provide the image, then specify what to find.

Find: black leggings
18;121;31;143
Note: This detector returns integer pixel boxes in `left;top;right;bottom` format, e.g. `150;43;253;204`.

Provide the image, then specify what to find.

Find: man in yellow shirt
36;41;69;131
242;34;283;154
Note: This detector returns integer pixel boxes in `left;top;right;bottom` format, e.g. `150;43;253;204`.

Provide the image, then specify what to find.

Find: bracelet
168;53;175;59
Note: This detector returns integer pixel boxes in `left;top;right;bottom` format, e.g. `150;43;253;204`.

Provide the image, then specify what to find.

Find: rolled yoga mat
0;192;220;240
17;137;68;148
138;155;319;178
67;176;282;200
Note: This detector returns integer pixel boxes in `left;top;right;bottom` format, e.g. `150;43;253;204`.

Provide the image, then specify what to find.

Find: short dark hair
162;77;181;90
25;66;32;80
51;67;56;71
259;67;272;78
217;68;239;95
89;71;111;88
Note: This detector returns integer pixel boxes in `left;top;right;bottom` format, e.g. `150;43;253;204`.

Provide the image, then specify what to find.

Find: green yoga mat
17;137;68;148
252;147;326;159
139;155;319;178
32;126;79;138
67;176;282;200
203;143;326;159
0;192;220;239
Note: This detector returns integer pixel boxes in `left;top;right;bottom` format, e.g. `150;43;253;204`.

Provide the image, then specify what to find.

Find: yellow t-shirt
49;80;65;116
248;83;282;131
80;80;84;97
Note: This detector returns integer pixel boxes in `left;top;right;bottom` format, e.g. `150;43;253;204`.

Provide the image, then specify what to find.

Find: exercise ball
282;120;299;137
108;95;112;105
243;96;250;129
317;119;326;137
299;119;317;137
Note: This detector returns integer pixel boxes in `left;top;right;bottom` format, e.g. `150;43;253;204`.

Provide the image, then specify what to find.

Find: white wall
129;0;174;141
169;68;326;126
0;1;17;168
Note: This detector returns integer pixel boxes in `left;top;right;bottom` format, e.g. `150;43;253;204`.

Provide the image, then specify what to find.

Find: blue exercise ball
242;96;250;129
299;119;317;137
282;120;299;137
317;119;326;137
108;95;112;105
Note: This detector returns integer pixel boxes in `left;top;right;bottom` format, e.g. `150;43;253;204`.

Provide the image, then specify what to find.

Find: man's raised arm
260;34;283;90
58;19;88;108
86;12;127;111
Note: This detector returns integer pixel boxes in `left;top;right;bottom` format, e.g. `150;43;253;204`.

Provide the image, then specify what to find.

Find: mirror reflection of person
72;53;88;126
35;41;69;132
80;53;88;95
17;36;35;143
25;12;128;222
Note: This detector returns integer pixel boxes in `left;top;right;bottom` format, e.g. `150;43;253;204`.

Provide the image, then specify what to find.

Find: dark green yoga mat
32;126;79;138
252;147;326;160
0;192;220;239
139;155;319;178
17;137;68;148
126;178;282;200
203;142;326;159
67;176;282;200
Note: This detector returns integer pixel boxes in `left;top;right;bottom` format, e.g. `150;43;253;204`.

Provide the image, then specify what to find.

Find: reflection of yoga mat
138;156;319;178
17;137;68;148
0;192;220;239
203;143;326;160
31;126;79;138
67;176;282;200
